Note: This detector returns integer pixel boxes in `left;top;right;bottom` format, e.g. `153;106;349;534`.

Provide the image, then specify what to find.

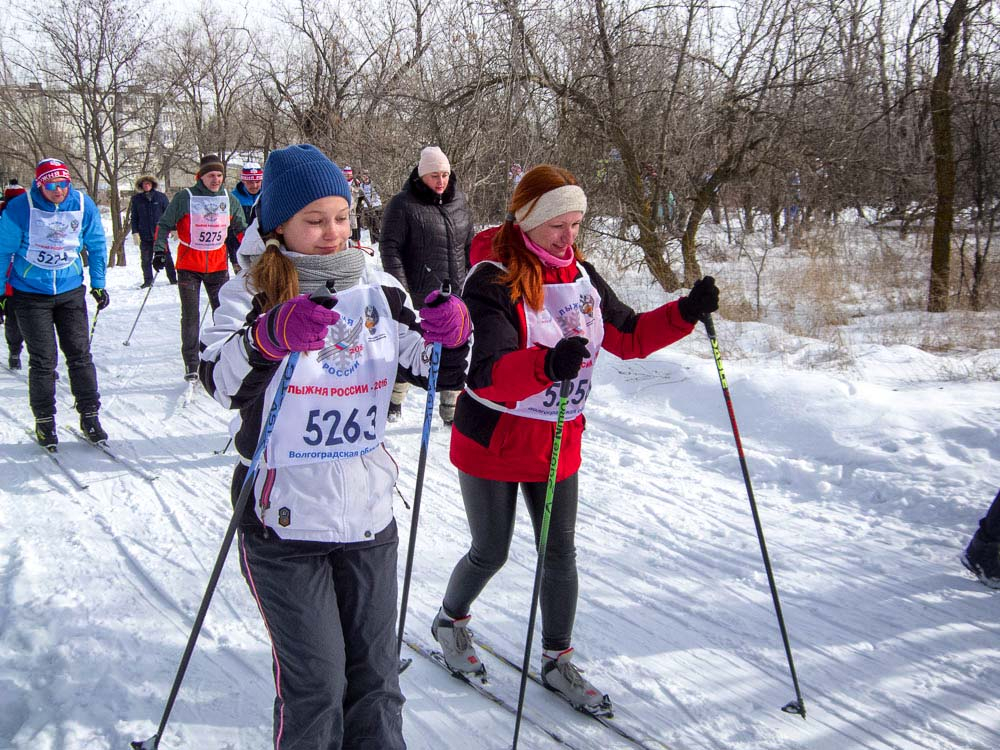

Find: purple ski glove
420;290;472;348
253;293;340;361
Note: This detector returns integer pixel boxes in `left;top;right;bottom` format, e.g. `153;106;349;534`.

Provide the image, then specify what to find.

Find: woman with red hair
430;165;719;711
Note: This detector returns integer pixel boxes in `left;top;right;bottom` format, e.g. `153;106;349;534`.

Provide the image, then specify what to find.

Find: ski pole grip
309;280;338;309
425;279;453;308
558;378;574;399
700;312;717;337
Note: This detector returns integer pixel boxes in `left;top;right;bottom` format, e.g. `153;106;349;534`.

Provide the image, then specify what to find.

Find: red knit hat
35;158;71;186
241;162;263;182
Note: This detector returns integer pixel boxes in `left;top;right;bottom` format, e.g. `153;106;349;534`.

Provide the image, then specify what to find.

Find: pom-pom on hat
35;158;71;186
197;154;225;178
258;144;352;234
241;162;263;182
417;146;450;177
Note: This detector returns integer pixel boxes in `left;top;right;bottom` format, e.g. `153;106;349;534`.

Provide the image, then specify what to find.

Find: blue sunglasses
43;181;70;191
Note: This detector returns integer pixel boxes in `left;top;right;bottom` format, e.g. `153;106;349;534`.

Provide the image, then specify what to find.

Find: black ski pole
701;312;806;719
214;436;233;455
132;282;337;750
123;269;160;346
89;307;101;343
396;281;451;670
511;377;574;750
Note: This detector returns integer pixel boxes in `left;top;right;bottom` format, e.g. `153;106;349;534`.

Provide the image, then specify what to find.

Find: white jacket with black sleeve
199;265;469;543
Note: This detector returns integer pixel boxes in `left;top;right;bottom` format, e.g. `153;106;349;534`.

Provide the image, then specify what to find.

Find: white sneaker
431;607;485;675
541;648;612;714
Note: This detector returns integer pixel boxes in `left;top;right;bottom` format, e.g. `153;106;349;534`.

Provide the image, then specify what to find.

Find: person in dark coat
379;146;474;424
1;179;27;368
130;175;175;287
962;488;1000;589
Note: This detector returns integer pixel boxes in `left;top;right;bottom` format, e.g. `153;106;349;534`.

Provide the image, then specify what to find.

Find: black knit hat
197;154;225;178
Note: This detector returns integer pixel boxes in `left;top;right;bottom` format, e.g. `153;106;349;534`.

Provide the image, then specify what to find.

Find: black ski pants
977;488;1000;542
140;239;177;285
10;285;100;419
5;309;23;357
177;269;226;376
443;471;580;652
236;506;405;749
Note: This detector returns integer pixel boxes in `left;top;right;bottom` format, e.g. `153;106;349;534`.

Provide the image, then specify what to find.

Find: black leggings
443;471;579;651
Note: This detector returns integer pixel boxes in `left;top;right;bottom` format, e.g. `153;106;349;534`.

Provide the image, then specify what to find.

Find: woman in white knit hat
430;164;720;714
379;145;474;425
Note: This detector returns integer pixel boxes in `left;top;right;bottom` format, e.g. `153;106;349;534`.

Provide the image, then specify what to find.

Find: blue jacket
226;182;259;257
0;185;107;295
232;181;258;221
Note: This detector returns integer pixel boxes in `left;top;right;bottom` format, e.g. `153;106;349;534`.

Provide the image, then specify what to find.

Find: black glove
0;295;6;324
91;288;110;311
152;251;167;272
677;275;719;324
544;336;589;382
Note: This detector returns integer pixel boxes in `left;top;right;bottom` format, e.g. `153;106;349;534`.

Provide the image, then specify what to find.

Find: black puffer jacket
379;167;474;309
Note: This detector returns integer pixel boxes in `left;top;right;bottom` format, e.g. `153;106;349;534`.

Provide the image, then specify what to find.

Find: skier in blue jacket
0;158;110;448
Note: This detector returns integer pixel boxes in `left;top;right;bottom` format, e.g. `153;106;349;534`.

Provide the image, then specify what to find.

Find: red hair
493;165;585;310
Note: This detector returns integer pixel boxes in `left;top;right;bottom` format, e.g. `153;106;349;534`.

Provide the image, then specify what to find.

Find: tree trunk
680;187;713;286
927;0;968;312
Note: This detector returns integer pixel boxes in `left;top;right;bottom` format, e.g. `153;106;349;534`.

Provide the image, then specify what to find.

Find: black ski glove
0;295;6;324
91;288;110;310
677;276;719;324
544;336;589;382
152;251;167;272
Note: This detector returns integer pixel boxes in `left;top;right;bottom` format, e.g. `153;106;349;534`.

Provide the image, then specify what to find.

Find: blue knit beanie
258;144;352;233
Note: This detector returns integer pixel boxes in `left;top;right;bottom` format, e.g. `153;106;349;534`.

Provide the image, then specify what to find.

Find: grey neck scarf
283;246;367;293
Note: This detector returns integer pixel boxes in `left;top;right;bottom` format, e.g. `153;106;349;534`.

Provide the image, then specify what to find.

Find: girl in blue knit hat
200;144;471;749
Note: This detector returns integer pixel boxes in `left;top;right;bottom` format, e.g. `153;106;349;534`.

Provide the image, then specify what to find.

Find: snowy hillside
1;229;998;750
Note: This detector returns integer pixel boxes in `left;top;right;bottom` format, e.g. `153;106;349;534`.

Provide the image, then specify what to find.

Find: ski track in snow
1;243;999;750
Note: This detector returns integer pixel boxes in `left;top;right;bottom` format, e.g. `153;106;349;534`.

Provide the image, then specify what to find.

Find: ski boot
35;417;58;450
387;401;402;423
432;607;486;677
961;530;1000;589
80;412;108;444
8;354;21;370
541;648;613;716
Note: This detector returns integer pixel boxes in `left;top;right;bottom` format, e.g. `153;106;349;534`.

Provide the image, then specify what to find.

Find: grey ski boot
540;648;613;716
431;607;486;677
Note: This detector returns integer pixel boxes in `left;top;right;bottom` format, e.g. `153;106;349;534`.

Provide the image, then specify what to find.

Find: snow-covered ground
1;225;998;750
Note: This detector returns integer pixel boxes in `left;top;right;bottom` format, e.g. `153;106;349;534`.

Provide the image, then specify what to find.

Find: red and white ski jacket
450;226;695;483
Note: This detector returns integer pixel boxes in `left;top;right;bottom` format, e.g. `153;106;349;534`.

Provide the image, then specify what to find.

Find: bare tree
4;0;155;263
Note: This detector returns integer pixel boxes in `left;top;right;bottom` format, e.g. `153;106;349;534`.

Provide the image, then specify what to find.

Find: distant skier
0;158;110;447
1;178;27;369
429;164;719;712
152;154;247;382
199;144;471;749
224;161;262;275
129;175;174;287
962;488;1000;588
